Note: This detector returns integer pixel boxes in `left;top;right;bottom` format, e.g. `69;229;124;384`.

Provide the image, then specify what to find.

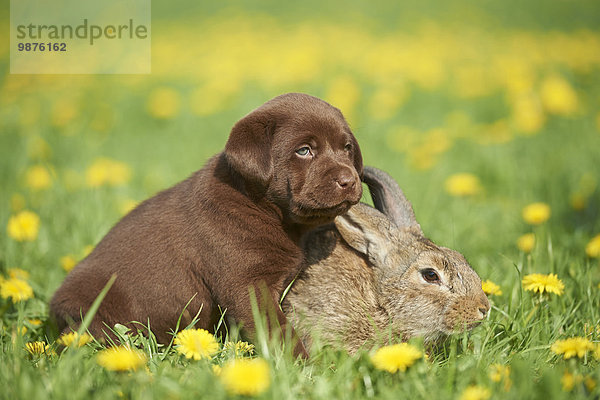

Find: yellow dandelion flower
60;255;77;272
444;173;482;197
522;273;564;296
57;332;93;348
371;343;422;373
8;268;30;280
25;341;49;356
147;87;181;119
97;346;147;371
25;165;53;190
174;329;219;360
223;341;255;358
522;202;551;225
540;75;578;116
489;364;509;382
585;234;600;258
481;280;502;296
517;233;536;253
27;318;43;327
220;358;270;396
7;210;40;242
10;193;26;212
551;337;594;359
85;158;132;188
561;370;580;392
0;278;34;302
489;364;512;391
459;385;491;400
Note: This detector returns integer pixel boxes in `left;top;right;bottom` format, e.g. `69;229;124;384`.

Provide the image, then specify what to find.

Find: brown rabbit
283;166;490;354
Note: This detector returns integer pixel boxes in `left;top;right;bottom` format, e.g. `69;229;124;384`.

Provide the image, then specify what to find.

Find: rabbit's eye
421;268;440;284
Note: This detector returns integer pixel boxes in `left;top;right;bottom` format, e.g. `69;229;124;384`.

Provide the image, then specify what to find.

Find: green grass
1;1;600;398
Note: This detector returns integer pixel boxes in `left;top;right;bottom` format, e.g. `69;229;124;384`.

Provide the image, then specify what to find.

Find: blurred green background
1;0;599;314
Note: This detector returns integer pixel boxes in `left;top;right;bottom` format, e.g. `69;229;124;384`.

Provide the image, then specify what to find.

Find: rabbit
282;166;490;354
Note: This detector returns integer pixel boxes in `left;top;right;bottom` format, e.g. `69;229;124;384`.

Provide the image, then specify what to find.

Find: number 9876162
17;42;66;52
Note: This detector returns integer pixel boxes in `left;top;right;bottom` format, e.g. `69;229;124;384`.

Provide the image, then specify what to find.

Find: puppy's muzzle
334;169;357;191
331;166;362;203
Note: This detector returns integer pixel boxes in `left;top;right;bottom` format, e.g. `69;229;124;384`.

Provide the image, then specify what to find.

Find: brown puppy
50;93;363;356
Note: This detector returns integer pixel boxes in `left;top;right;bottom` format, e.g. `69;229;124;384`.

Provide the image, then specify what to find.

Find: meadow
1;1;600;398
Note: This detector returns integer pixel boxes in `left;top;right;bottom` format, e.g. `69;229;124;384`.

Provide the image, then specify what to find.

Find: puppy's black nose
335;171;356;190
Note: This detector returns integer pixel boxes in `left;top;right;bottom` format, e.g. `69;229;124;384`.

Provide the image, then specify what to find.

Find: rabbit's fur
283;166;490;354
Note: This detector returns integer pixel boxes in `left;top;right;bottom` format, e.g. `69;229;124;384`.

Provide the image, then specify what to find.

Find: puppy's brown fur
50;93;363;356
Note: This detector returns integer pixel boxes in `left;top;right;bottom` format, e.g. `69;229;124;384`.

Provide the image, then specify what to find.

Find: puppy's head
225;93;363;225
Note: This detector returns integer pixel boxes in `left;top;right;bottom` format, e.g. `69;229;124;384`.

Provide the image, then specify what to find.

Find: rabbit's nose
477;295;490;319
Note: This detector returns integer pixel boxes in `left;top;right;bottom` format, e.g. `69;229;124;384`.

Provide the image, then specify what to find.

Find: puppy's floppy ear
225;109;275;188
351;135;364;179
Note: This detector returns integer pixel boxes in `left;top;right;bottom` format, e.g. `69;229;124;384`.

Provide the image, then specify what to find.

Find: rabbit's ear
363;166;422;235
334;204;395;267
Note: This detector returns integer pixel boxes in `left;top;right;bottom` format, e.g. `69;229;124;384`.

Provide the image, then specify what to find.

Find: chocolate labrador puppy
50;93;363;356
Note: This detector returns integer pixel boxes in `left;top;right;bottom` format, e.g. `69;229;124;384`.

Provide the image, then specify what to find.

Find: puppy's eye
295;146;312;157
344;143;352;151
420;268;440;284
